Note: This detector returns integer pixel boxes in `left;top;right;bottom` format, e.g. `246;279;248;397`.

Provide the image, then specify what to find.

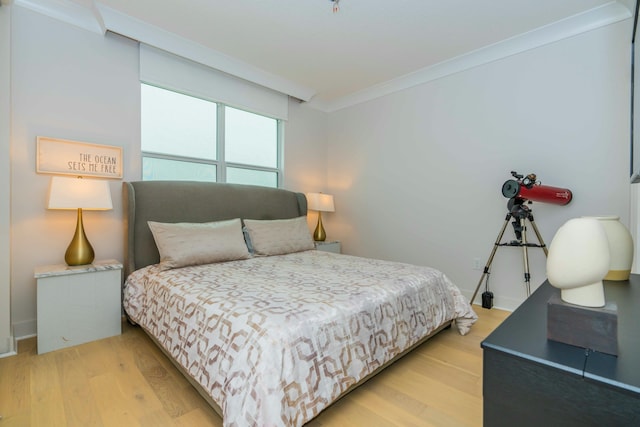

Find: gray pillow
243;216;315;256
148;218;249;270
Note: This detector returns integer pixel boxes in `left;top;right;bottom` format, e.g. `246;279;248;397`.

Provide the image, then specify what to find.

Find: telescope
501;171;572;207
472;171;573;308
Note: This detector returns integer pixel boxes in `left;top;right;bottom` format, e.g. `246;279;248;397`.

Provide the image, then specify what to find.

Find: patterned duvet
123;250;477;427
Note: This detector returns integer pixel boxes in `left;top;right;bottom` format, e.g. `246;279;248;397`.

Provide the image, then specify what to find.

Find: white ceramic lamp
546;218;610;307
584;216;634;281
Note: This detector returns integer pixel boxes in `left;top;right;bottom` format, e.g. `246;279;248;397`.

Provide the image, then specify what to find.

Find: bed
122;180;477;427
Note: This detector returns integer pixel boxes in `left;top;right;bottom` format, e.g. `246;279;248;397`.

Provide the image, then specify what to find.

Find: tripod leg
470;214;511;305
521;217;531;296
528;214;548;256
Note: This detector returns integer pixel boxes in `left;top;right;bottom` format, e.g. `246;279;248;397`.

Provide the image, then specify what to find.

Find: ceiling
12;0;637;111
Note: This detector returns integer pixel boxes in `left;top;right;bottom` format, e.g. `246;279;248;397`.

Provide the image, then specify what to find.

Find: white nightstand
315;240;341;254
35;259;122;354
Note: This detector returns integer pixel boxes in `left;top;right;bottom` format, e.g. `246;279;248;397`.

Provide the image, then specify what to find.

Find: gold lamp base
65;208;95;266
313;212;327;242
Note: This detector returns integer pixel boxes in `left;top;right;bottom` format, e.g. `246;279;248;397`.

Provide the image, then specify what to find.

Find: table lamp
47;176;113;266
546;217;610;307
306;192;335;242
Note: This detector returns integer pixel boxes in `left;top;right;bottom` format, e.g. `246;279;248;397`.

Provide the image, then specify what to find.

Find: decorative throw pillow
242;226;254;254
243;216;315;256
148;218;250;270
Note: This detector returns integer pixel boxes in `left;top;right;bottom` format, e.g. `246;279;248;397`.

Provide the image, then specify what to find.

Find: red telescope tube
502;180;572;206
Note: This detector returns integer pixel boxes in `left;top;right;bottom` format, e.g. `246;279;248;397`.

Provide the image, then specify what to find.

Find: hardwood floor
0;306;509;427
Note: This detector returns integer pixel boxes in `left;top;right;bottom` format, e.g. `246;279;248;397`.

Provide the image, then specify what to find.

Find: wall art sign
36;136;123;179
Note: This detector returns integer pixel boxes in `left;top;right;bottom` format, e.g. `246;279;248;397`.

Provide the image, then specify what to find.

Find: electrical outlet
473;257;483;270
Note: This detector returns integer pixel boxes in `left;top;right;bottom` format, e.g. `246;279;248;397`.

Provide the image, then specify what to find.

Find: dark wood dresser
481;276;640;426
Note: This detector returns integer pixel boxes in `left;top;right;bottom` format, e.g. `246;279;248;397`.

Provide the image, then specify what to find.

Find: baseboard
0;349;17;358
463;289;519;312
12;318;36;340
0;335;16;358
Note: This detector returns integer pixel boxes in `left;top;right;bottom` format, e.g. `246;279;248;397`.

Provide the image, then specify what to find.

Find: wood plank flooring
0;306;509;427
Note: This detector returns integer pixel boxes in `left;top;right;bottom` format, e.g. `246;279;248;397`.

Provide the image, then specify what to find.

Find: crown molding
14;0;105;34
11;0;315;101
10;0;632;111
96;4;316;102
314;1;632;113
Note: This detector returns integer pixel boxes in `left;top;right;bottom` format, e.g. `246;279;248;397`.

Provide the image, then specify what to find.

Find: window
141;83;282;187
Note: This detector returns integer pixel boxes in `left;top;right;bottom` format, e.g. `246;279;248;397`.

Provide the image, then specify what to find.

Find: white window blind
139;44;288;120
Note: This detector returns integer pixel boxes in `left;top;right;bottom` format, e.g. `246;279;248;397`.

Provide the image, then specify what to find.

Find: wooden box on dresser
481;277;640;427
35;259;122;354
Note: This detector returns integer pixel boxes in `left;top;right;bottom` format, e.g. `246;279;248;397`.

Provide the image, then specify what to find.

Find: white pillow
148;218;250;270
243;216;315;256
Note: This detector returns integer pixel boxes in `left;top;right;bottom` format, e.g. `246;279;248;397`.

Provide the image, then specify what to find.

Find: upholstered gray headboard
123;181;307;279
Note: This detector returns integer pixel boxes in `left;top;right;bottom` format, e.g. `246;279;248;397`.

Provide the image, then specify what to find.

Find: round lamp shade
584;216;634;281
546;218;610;307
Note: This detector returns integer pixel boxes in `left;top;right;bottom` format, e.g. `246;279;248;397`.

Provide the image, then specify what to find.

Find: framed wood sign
36;136;123;179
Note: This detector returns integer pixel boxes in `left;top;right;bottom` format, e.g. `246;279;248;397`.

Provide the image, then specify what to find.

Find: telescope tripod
471;205;548;306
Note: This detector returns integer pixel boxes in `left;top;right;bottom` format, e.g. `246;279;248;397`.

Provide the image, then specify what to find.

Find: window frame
141;83;284;188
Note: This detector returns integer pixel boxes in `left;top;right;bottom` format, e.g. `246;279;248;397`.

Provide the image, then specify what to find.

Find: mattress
123;250;477;427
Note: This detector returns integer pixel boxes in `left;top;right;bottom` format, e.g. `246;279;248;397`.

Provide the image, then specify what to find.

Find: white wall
327;21;632;310
10;7;140;336
284;100;328;191
0;4;13;355
283;99;330;231
9;6;329;338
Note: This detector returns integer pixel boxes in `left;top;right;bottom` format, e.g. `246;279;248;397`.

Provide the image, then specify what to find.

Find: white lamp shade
583;216;634;281
47;176;113;210
546;218;609;307
306;192;335;212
